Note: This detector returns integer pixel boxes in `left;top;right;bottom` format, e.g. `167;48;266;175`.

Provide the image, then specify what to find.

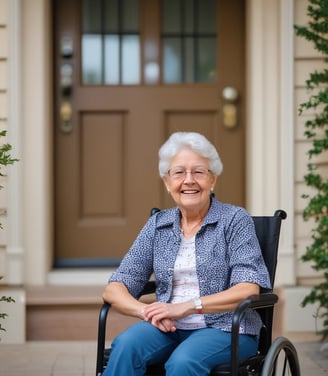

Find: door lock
222;86;239;129
60;63;73;96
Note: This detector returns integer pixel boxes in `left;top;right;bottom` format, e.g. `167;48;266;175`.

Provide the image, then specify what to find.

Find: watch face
194;298;202;308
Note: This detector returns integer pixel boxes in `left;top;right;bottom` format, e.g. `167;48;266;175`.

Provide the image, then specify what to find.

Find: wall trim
246;0;295;285
277;0;296;285
22;0;53;285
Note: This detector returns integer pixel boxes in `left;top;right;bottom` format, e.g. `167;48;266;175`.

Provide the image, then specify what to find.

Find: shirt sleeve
109;216;156;298
226;208;272;291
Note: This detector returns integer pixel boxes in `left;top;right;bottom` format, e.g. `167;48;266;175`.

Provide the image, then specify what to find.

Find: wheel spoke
261;336;301;376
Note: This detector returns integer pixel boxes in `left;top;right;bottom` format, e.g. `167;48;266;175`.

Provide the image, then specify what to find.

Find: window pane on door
81;0;140;85
162;0;180;33
104;36;119;85
197;38;217;82
82;0;101;33
162;0;217;84
198;0;216;33
122;35;140;84
163;38;182;83
82;35;102;84
122;0;139;30
185;37;195;83
104;1;119;32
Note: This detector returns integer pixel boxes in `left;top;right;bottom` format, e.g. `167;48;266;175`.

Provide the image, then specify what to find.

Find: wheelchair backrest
252;210;286;288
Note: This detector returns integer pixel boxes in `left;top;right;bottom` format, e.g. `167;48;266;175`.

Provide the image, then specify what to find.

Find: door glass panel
197;38;217;82
122;35;140;84
162;0;180;33
81;0;217;85
123;0;139;31
185;37;195;83
82;35;102;84
82;0;101;33
198;0;216;33
82;0;140;85
162;0;217;83
163;38;182;83
184;2;194;34
104;1;119;32
104;35;119;84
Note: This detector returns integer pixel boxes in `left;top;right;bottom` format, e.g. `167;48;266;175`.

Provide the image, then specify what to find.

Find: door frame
7;0;295;286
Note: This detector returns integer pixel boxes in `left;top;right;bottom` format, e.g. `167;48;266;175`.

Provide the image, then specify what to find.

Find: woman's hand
142;301;194;332
103;282;182;333
140;304;176;332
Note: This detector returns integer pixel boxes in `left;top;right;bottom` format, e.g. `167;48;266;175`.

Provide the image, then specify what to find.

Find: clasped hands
140;301;191;333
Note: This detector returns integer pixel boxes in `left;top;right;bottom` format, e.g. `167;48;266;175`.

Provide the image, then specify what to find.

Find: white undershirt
171;234;206;329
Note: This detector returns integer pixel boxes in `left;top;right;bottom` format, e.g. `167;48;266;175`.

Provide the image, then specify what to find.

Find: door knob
222;86;239;102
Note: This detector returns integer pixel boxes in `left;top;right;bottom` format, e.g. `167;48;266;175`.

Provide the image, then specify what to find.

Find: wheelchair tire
261;336;301;376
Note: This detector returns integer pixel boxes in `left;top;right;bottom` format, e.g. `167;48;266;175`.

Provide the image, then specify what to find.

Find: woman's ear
211;175;218;190
162;176;171;193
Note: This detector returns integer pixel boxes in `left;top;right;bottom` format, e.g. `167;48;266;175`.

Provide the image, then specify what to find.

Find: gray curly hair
158;132;223;177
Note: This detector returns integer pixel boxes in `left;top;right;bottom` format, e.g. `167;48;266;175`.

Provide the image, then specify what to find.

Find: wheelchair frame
96;209;301;376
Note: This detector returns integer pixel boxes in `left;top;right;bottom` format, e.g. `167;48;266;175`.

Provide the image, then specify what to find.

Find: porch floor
0;333;327;376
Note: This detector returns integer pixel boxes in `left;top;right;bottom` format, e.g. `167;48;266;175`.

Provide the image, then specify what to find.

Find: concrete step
26;286;284;341
26;285;140;341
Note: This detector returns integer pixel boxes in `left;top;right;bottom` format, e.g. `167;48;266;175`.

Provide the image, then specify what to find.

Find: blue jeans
102;321;258;376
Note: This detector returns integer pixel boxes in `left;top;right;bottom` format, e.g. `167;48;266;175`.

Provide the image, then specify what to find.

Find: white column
22;0;53;285
246;0;295;285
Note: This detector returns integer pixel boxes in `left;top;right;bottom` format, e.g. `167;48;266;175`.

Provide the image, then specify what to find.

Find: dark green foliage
0;130;18;177
0;132;18;335
0;277;15;333
295;0;328;340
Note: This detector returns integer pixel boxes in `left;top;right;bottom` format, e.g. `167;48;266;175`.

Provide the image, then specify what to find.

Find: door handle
60;101;73;133
59;62;74;133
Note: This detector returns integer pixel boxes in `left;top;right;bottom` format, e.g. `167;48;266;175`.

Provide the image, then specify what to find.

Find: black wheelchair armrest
230;292;278;376
97;302;111;376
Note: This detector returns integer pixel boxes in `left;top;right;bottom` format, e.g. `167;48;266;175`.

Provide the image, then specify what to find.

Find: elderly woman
102;132;271;376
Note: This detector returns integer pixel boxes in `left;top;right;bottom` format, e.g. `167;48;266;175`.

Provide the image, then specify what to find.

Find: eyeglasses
167;167;212;180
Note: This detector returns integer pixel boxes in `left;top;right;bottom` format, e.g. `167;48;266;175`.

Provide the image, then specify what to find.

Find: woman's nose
183;171;195;182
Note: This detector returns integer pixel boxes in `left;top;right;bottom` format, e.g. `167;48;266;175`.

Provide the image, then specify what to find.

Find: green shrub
0;130;18;334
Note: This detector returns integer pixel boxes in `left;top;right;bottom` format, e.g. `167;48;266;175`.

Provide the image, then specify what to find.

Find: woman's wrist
193;298;203;314
137;304;147;320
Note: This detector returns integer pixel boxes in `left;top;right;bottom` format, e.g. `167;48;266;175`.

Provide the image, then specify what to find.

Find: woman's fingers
152;318;176;332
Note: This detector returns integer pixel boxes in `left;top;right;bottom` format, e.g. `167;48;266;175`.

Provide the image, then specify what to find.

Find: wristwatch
194;298;203;314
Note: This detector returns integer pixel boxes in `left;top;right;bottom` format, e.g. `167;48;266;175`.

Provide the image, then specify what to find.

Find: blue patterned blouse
109;197;271;336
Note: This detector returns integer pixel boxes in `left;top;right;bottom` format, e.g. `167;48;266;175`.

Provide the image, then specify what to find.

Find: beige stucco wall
0;0;325;342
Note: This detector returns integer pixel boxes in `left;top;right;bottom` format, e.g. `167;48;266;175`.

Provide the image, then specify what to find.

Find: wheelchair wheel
261;336;300;375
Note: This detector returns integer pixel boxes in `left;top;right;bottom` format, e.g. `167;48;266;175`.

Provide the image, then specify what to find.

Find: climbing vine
295;0;328;339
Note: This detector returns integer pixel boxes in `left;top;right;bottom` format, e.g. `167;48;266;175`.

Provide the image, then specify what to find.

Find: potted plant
0;130;18;335
295;0;328;340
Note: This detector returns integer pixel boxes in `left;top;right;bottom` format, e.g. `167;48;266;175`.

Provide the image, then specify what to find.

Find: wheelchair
96;209;301;376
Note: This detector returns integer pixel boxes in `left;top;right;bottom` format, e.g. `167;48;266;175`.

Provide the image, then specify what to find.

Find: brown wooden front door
53;0;245;267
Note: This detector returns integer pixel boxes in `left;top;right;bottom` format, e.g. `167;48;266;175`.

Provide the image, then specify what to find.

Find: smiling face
163;148;217;215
